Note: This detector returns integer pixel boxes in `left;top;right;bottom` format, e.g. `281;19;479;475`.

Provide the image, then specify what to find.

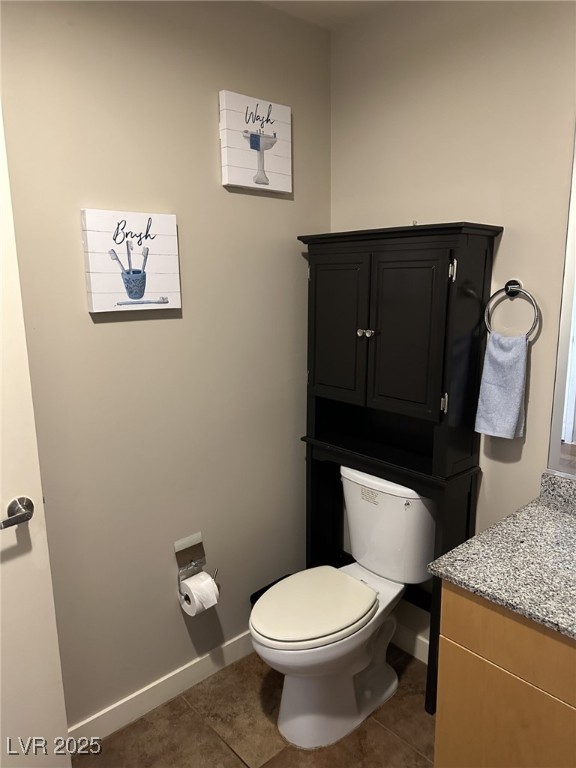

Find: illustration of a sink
242;130;277;185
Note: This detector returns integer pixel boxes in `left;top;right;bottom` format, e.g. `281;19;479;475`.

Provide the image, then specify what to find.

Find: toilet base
277;616;398;749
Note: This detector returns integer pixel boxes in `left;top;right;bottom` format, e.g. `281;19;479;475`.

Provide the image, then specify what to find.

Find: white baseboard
392;599;430;664
68;631;253;740
69;605;429;741
393;621;429;664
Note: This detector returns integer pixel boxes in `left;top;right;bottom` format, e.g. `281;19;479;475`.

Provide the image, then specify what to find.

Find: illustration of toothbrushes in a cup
109;242;169;305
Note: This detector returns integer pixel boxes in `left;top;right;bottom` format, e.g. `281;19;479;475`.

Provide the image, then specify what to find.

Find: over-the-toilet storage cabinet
298;222;502;712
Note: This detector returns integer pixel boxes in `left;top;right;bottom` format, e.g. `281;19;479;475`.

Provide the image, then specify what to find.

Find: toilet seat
249;566;379;651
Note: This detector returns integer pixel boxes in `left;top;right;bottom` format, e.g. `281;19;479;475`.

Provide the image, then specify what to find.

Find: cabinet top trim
298;222;504;245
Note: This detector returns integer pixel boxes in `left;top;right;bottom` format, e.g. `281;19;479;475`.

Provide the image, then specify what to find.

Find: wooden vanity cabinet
435;582;576;768
298;223;502;712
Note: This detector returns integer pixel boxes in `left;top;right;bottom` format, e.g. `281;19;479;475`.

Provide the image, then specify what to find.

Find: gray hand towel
474;332;528;439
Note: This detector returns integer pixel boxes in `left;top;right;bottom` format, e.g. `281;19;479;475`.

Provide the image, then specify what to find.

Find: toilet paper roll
179;571;219;617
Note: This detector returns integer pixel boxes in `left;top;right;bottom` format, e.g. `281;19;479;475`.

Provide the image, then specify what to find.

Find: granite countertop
429;471;576;640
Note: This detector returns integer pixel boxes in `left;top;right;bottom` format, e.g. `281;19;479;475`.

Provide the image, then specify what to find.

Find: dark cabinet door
366;249;451;420
308;253;370;405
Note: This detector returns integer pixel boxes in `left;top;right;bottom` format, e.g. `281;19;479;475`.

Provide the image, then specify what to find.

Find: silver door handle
0;497;34;529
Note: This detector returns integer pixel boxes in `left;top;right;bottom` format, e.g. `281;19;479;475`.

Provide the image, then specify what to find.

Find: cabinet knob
356;328;366;337
364;329;375;338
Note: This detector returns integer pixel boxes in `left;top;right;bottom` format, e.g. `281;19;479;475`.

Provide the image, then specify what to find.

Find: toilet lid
250;566;378;645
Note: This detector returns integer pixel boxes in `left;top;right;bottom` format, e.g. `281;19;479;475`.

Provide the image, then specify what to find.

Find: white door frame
550;127;576;467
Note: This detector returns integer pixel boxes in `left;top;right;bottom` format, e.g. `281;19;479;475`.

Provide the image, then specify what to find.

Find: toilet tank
340;466;436;584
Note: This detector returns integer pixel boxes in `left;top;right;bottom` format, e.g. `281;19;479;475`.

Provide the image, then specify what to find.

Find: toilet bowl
250;563;404;748
249;467;436;749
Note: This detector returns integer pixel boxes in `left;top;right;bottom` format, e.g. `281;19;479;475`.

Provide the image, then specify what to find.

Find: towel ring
484;280;540;338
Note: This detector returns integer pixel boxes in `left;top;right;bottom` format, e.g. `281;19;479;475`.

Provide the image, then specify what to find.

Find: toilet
249;466;436;749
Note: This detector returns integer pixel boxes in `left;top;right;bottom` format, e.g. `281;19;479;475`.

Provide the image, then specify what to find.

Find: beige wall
4;0;575;733
2;1;330;725
331;1;576;531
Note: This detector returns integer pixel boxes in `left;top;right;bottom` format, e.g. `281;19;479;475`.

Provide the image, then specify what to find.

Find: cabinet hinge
448;258;458;282
440;393;449;414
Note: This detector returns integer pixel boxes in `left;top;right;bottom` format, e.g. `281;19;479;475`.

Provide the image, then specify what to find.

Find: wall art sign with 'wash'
219;90;292;193
82;209;180;313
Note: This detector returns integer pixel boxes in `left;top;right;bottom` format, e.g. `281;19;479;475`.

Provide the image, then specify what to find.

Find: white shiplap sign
219;90;292;193
82;209;180;313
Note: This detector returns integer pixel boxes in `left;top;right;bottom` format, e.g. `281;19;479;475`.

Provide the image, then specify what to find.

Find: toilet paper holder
177;557;219;597
174;531;219;598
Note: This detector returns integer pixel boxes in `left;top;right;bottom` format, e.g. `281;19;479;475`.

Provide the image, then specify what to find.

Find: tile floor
73;645;434;768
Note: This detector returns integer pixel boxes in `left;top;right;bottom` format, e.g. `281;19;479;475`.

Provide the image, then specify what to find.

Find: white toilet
249;466;436;749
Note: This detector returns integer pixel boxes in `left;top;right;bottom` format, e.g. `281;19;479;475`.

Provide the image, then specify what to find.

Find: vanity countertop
429;471;576;640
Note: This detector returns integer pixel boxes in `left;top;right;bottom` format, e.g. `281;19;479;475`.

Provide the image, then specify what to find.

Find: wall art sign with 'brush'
82;209;180;313
219;90;292;193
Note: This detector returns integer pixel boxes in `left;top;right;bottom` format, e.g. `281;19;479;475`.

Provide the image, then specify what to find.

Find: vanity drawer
440;581;576;706
435;635;576;768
